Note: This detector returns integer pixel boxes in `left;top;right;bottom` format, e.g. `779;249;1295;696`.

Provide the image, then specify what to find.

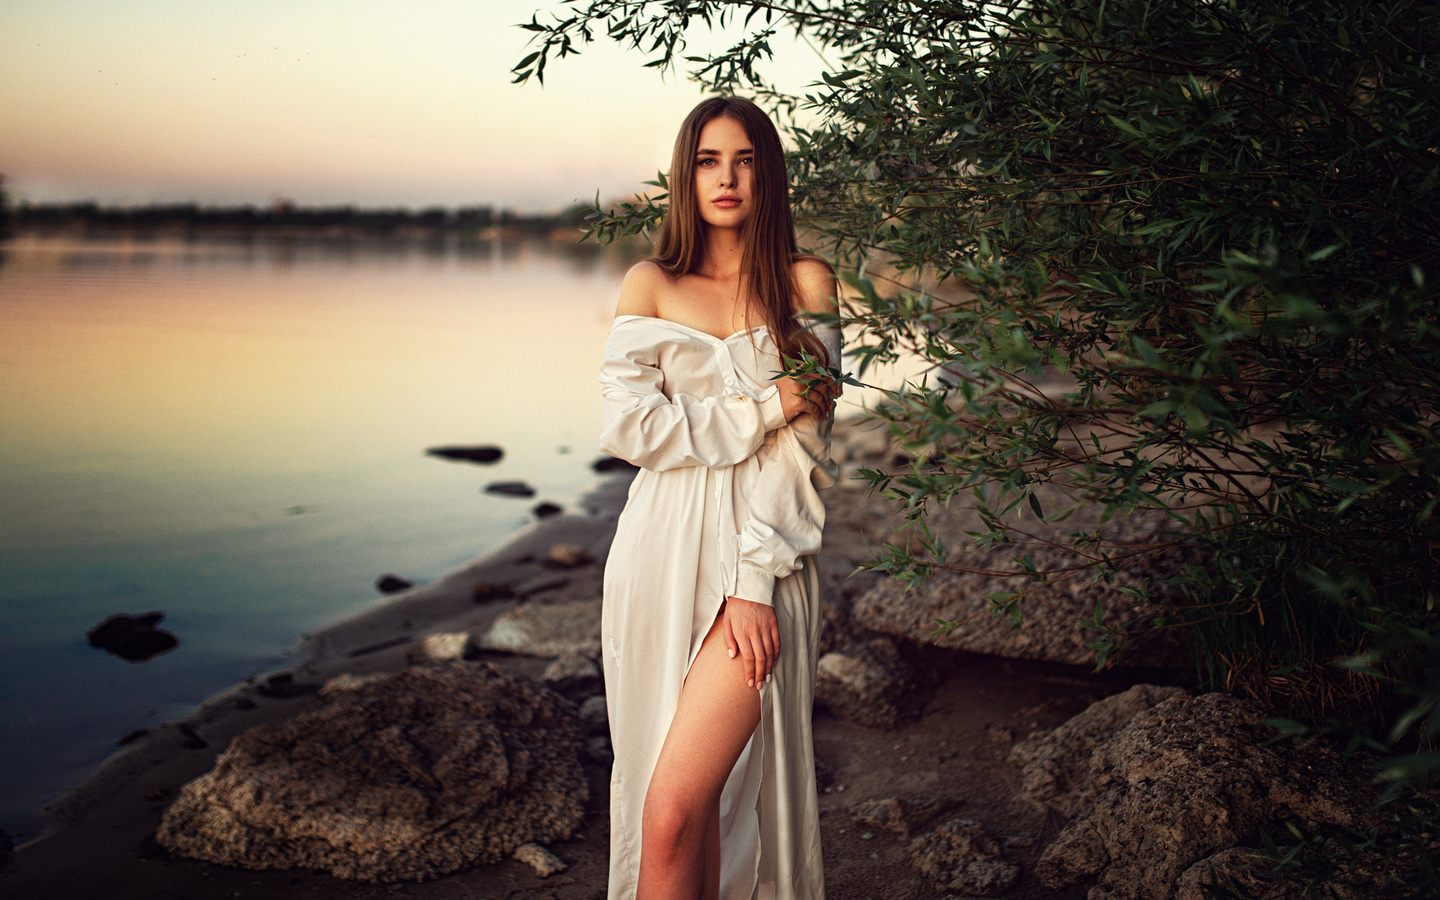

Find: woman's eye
697;158;715;166
740;157;754;166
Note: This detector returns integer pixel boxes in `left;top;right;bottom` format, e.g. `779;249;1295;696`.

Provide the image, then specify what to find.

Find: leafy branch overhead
516;0;1440;784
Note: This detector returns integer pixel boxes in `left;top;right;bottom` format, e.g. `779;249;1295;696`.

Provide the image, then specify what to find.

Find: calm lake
0;233;635;840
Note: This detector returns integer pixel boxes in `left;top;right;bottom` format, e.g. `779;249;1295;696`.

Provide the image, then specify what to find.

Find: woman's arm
723;262;842;688
722;327;841;689
727;322;841;605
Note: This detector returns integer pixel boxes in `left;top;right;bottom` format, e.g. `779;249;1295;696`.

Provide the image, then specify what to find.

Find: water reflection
0;231;639;276
0;234;641;840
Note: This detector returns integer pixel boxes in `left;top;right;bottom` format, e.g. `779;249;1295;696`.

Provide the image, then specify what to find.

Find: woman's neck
698;227;745;280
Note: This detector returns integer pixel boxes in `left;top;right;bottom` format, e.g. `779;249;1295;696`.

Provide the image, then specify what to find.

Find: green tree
516;0;1440;802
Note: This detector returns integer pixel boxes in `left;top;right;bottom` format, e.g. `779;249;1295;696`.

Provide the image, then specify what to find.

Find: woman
598;96;840;900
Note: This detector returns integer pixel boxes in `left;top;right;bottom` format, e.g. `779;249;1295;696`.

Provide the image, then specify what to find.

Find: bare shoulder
614;260;669;319
791;255;839;315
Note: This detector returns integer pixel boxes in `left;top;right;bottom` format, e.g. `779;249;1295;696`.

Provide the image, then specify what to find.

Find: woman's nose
719;164;735;187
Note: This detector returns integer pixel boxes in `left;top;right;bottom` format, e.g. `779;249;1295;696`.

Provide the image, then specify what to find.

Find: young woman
597;96;840;900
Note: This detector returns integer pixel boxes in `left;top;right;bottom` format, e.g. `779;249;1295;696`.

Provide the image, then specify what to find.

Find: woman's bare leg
701;811;721;900
636;610;761;900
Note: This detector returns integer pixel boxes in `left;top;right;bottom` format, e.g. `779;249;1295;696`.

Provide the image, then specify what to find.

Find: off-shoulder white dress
598;314;839;900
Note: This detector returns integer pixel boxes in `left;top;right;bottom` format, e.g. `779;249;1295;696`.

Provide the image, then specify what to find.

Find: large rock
1010;683;1187;819
86;610;178;662
156;662;587;882
479;597;601;658
849;795;960;837
541;650;602;698
1011;685;1378;900
1172;844;1399;900
485;480;536;498
851;513;1200;667
813;636;945;730
426;445;503;464
908;817;1020;896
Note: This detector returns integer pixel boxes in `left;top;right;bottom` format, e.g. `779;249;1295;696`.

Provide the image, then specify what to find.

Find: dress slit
599;316;836;900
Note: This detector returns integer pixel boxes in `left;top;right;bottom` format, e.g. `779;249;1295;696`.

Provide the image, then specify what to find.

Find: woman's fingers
726;597;780;689
808;384;834;416
739;632;764;688
805;374;840;417
778;373;841;421
777;375;808;421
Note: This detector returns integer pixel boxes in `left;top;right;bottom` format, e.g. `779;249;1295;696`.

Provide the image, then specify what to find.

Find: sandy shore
2;420;1144;900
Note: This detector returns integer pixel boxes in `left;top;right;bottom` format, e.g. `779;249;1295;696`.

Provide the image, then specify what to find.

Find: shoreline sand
3;421;1140;899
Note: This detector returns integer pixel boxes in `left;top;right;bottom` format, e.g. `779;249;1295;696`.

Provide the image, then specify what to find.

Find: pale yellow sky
0;0;825;211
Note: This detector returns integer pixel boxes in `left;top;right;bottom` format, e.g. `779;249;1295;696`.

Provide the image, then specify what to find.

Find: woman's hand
776;372;839;421
723;596;780;689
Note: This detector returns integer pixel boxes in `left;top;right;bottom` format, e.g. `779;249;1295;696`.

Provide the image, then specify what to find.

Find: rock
909;817;1019;896
479;598;601;659
471;582;516;603
592;455;638;473
817;590;861;657
1008;683;1187;818
156;662;587;882
584;735;614;766
1174;847;1294;900
851;514;1200;667
532;501;563;518
848;796;959;837
426;445;503;464
177;723;208;750
319;672;388;697
813;636;943;729
1013;686;1379;899
515;573;571;597
541;650;601;696
577;695;609;737
86;611;178;662
543;543;595;569
376;574;413;594
409;631;470;663
513;842;566;878
849;797;907;834
254;671;320;699
1172;844;1394;900
485;481;536;498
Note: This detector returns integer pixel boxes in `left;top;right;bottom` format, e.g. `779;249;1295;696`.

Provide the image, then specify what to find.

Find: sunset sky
1;0;823;212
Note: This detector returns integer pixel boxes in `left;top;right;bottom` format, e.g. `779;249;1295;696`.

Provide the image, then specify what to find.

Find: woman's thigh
644;612;762;822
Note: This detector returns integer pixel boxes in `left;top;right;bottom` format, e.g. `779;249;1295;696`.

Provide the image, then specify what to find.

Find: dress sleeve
727;323;843;606
598;322;789;472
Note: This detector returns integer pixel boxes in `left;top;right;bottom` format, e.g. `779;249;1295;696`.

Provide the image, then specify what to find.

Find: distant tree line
2;194;593;239
0;175;13;240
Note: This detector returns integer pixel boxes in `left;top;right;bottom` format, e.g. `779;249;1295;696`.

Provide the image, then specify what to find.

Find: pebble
513;842;566;877
411;632;470;663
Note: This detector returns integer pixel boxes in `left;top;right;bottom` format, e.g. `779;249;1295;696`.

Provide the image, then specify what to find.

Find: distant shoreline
1;200;632;245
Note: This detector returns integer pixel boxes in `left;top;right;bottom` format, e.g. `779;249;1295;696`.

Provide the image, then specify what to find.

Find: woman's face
693;115;754;231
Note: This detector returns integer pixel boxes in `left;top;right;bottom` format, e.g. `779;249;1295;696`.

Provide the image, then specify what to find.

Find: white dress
598;314;840;900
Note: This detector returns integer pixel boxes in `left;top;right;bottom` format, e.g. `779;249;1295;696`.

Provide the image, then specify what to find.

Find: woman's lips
713;197;741;208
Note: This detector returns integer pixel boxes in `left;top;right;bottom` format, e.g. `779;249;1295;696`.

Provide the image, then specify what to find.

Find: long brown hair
653;97;830;367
